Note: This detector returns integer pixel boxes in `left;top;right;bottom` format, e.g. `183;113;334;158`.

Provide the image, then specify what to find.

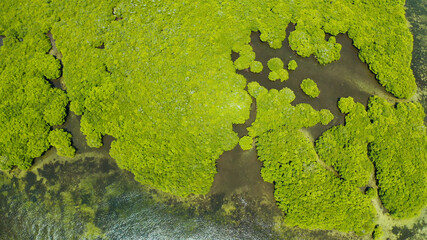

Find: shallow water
0;155;354;240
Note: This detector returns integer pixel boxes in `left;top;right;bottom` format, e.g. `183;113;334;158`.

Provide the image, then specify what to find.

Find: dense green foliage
316;98;374;187
367;97;427;218
286;0;416;98
0;0;68;170
252;89;426;231
267;58;284;72
319;109;334;125
249;61;263;73
0;0;421;219
300;78;320;98
372;225;383;240
249;84;375;234
49;0;256;197
234;45;256;70
289;19;341;65
287;60;298;70
316;96;427;219
239;136;253;150
267;58;289;82
258;128;376;234
48;129;76;158
246;82;333;139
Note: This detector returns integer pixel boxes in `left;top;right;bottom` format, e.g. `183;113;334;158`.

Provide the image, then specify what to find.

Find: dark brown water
211;27;397;209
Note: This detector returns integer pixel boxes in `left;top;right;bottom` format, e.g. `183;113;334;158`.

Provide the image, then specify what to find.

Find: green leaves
48;129;76;158
247;86;375;234
0;10;68;170
338;97;356;114
315;36;342;65
287;60;298;70
267;58;288;81
300;78;320;98
234;44;256;70
48;0;256;197
257;126;376;234
249;60;263;73
317;96;427;219
1;0;422;230
316;105;374;188
367;97;427;218
319;109;334;125
267;58;284;72
247;81;268;99
239;136;253;150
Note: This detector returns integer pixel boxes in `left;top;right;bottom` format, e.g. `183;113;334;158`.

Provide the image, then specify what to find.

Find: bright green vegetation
254;92;427;233
246;82;333;139
365;187;377;198
0;0;68;170
319;109;334;125
267;58;284;71
286;0;416;98
267;58;289;82
0;0;424;234
316;96;426;218
316;97;374;187
249;84;374;234
367;96;427;218
50;0;254;197
372;225;383;240
287;60;298;70
234;45;256;70
48;129;76;158
289;16;341;65
258;128;376;234
300;78;320;98
239;136;253;150
249;61;263;73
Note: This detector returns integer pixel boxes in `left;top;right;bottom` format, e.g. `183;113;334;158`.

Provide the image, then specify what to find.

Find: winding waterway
0;1;426;239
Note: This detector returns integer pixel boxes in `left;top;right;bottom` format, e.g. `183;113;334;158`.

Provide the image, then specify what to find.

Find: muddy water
210;99;275;202
234;26;398;140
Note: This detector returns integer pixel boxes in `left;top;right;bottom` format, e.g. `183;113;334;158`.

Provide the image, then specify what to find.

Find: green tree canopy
48;129;76;158
0;0;68;170
267;57;284;72
287;60;298;70
300;78;320;98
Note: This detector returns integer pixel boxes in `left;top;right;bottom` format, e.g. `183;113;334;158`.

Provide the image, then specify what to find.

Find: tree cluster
248;85;375;234
0;0;68;170
267;58;289;82
48;129;76;158
287;60;298;71
316;96;426;219
300;78;320;98
367;96;427;218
